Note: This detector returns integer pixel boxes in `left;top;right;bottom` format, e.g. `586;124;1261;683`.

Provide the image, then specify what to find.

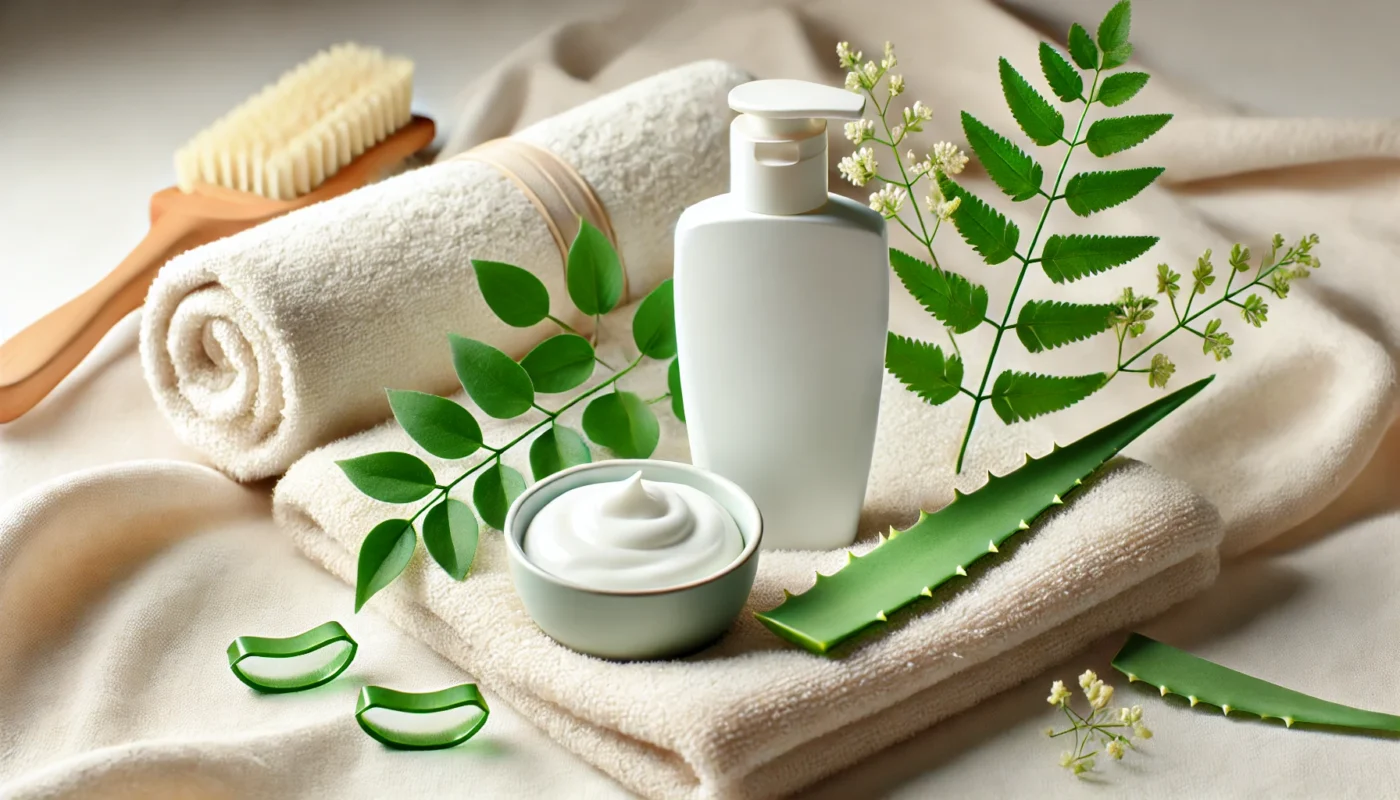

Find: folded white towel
140;60;750;481
273;305;1223;800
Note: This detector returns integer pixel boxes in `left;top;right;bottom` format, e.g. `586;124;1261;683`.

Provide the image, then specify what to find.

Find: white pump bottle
674;79;888;551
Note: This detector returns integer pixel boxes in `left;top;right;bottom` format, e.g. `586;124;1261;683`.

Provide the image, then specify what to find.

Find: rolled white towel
141;60;750;481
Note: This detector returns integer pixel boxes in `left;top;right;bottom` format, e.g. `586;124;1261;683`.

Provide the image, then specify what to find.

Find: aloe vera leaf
754;376;1212;655
1113;633;1400;733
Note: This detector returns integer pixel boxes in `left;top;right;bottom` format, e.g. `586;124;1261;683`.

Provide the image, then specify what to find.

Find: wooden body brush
0;44;435;422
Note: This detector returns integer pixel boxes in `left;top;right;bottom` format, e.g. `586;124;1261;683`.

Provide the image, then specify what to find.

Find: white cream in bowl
523;471;744;591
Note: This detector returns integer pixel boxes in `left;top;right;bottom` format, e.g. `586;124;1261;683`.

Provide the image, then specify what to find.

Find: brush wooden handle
0;212;218;423
0;116;435;423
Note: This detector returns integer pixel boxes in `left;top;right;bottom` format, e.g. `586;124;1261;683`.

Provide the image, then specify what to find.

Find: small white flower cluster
868;184;906;218
1045;670;1153;777
932;141;970;175
844;118;875;145
838;147;878;188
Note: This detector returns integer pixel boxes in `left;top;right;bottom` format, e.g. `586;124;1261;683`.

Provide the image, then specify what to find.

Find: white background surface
3;0;1398;337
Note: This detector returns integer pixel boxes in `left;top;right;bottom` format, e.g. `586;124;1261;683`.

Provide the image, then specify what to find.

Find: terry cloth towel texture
273;307;1225;800
7;0;1400;798
140;60;749;481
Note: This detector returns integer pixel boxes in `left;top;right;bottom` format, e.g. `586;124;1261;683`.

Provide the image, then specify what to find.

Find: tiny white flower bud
1078;670;1098;690
889;74;905;96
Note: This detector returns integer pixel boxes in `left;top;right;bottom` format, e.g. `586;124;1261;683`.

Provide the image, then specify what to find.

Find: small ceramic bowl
503;459;762;660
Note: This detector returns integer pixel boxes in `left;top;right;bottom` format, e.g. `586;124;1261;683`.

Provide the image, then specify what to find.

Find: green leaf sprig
337;219;683;610
837;2;1321;473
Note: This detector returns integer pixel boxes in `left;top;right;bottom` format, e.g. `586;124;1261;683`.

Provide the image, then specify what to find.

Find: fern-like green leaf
989;370;1105;423
1038;42;1083;102
939;176;1021;265
1097;71;1149;106
1113;633;1400;734
1096;0;1134;68
885;334;964;405
755;378;1213;654
1067;22;1099;70
889;248;988;334
961;112;1042;201
1084;114;1172;157
1062;167;1164;217
1015;300;1116;353
1040;234;1158;284
998;57;1065;146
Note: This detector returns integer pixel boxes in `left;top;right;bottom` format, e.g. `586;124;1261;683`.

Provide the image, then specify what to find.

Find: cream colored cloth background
3;0;1400;797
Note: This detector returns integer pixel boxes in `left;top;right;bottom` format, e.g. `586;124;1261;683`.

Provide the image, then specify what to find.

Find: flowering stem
1112;247;1301;377
954;67;1104;473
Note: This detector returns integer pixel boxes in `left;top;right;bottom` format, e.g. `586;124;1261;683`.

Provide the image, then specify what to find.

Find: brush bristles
174;43;414;199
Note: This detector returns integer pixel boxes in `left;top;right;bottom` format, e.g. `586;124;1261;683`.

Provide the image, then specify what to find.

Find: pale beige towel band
455;138;628;300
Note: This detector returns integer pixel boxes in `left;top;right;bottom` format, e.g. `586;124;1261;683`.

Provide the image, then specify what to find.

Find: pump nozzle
727;79;867;215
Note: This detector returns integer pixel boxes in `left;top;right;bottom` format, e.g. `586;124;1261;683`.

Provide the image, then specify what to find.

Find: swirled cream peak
524;472;744;591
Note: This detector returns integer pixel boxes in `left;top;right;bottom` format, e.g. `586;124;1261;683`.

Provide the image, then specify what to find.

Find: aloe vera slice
1113;633;1400;733
755;377;1212;655
226;621;358;693
355;683;491;750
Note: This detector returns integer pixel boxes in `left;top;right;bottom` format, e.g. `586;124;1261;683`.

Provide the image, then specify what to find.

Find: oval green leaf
668;358;686;423
387;390;484;460
1097;71;1149;107
889;248;988;334
449;334;534;419
356;519;417;611
226;621;359;694
1096;0;1134;69
582;391;660;458
422;498;479;581
520;334;595;394
1015;300;1117;353
939;176;1021;266
566;218;624;316
472;259;549;328
529;425;592;481
1067;22;1099;69
356;683;490;750
632;279;677;359
336;452;437;503
1063;167;1164;217
473;462;526;530
1040;234;1158;284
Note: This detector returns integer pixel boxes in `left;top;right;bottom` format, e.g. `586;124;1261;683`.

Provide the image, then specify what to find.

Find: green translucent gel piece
1113;633;1400;734
355;683;491;750
226;621;358;693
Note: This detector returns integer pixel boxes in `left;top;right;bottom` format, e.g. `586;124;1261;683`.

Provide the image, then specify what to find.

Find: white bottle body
674;193;888;550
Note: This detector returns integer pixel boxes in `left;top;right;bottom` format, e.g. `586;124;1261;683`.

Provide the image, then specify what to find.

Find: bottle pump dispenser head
727;79;865;215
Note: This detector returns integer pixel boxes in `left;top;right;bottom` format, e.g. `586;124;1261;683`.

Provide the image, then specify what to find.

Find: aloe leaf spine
754;377;1213;655
1113;633;1400;734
